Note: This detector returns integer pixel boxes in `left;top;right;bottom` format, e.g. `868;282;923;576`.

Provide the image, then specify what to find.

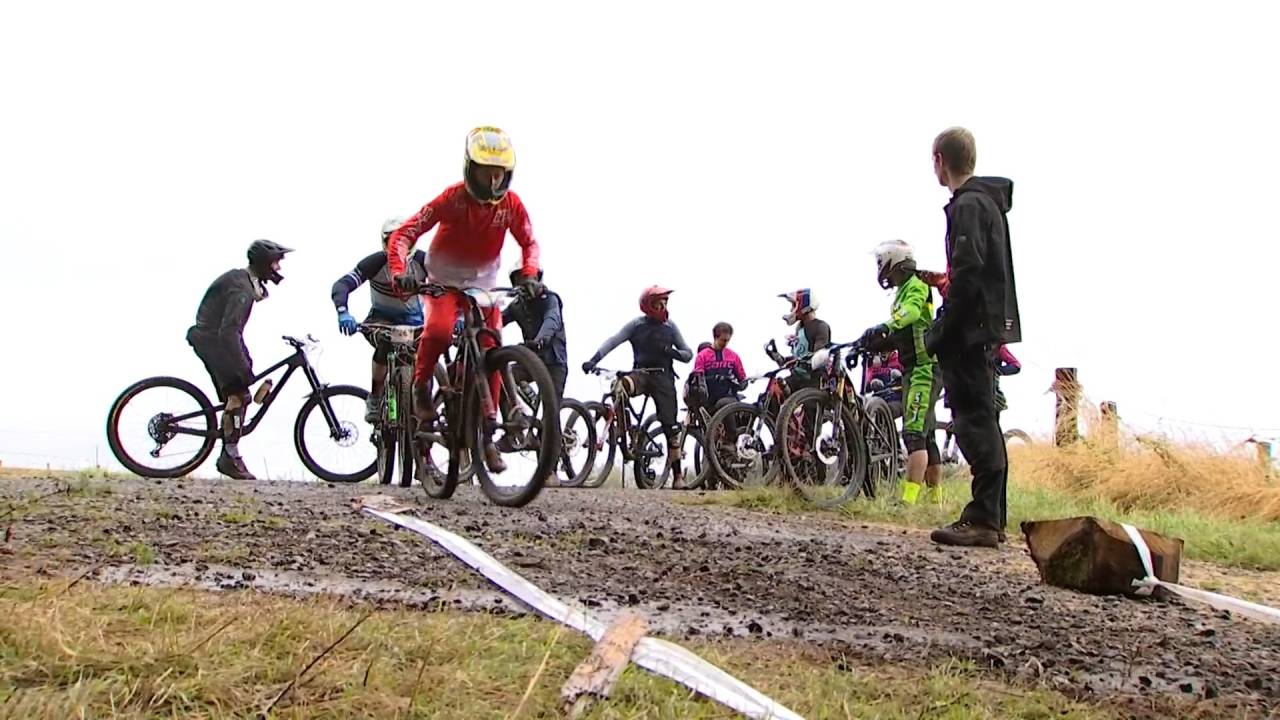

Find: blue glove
338;311;359;336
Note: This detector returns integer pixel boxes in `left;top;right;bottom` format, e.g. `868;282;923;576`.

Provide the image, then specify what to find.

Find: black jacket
502;290;567;367
186;268;258;381
931;176;1021;356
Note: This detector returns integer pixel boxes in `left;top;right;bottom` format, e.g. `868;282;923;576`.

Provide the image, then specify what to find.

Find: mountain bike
578;368;664;488
774;342;900;507
635;394;711;490
703;367;791;490
937;414;1033;465
359;324;468;487
409;284;559;507
106;334;376;482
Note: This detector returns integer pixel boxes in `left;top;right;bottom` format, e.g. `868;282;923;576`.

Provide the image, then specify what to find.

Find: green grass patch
686;477;1280;571
0;580;1114;719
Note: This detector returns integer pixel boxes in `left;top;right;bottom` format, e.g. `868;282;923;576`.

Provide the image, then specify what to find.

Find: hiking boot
930;520;999;548
364;394;383;424
998;530;1008;544
483;442;508;474
216;451;257;481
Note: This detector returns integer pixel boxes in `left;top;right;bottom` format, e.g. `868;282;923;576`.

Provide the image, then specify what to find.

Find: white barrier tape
1120;523;1156;597
1124;522;1280;624
364;508;805;720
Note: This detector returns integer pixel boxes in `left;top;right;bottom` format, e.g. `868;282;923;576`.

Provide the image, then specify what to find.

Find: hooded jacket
931;176;1021;355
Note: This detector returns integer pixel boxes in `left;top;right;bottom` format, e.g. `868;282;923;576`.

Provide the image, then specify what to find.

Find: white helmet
874;239;916;289
381;216;406;242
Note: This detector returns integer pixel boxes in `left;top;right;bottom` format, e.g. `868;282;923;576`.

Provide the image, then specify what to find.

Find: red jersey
387;182;540;288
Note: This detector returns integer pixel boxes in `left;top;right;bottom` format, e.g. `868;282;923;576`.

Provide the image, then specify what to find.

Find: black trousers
941;344;1008;531
631;371;679;440
546;363;568;402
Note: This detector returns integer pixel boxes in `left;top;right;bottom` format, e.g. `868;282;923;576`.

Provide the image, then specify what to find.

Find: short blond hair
933;127;976;176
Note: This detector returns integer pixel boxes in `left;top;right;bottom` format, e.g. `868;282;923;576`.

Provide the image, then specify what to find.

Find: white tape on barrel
1123;522;1280;625
1120;523;1157;597
364;508;805;720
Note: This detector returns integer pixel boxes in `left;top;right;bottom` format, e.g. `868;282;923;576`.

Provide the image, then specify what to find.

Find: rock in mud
1021;516;1183;596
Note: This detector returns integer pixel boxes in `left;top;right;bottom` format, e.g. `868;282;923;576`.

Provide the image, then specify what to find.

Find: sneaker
929;520;999;548
483;442;508;473
216;451;257;481
364;394;382;424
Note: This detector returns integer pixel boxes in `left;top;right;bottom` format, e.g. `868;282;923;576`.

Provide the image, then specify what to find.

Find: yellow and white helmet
463;126;516;203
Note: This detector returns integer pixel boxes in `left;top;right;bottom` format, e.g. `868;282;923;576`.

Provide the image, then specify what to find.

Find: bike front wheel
294;385;377;483
475;345;559;507
705;401;777;490
775;388;861;508
106;376;217;478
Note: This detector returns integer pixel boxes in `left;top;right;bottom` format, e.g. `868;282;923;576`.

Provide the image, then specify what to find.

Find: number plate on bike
390;326;416;344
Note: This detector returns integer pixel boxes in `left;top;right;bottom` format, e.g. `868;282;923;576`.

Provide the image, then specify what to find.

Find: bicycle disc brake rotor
815;424;841;466
334;420;360;447
735;433;761;462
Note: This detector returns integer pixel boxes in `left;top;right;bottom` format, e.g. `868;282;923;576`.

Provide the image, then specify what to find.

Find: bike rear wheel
581;400;617;488
862;396;900;498
554;399;598;487
415;366;470;499
474;345;558;507
294;385;377;483
1004;428;1032;445
705;401;777;490
775;388;861;507
635;418;706;490
106;376;217;478
394;368;415;487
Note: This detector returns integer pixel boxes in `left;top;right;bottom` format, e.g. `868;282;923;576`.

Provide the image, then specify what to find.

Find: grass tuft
0;580;1115;719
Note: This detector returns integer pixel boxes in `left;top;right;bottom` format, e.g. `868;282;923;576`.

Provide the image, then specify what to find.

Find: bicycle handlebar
590;367;665;378
282;334;319;349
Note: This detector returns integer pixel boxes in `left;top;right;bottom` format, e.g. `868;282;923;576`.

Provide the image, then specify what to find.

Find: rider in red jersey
385;127;542;473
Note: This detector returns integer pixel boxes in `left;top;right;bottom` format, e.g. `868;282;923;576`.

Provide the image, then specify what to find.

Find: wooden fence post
1097;401;1119;448
1054;368;1080;447
1255;440;1273;476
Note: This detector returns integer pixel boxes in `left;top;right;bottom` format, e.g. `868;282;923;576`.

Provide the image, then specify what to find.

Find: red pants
414;291;502;416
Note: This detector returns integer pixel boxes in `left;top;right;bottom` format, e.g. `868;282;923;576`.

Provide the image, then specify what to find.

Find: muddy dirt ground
2;473;1278;717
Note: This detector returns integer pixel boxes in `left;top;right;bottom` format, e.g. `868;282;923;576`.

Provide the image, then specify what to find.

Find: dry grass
0;579;1116;719
1008;437;1280;523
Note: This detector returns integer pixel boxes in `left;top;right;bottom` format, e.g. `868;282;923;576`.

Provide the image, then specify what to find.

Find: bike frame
362;324;421;427
599;379;653;462
166;337;328;440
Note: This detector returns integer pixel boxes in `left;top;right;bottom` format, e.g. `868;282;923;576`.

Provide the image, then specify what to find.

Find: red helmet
639;286;673;322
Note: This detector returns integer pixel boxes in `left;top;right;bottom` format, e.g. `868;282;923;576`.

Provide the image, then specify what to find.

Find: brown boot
483;442;508;474
929;520;999;548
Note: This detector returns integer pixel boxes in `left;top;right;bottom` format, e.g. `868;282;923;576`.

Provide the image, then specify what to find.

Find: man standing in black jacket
187;240;294;480
924;127;1022;548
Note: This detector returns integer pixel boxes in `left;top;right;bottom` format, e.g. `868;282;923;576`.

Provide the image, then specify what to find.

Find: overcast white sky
2;1;1278;475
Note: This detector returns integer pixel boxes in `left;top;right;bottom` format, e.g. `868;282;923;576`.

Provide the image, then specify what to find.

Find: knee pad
903;430;927;454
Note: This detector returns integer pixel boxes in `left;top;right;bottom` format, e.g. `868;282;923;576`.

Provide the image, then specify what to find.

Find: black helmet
247;239;294;285
508;266;544;285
